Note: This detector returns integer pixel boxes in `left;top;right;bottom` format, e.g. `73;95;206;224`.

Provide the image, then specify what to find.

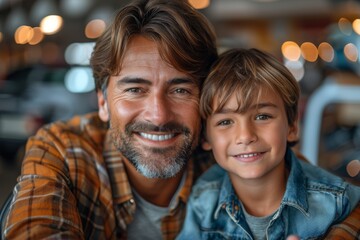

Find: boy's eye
217;119;232;126
255;114;271;120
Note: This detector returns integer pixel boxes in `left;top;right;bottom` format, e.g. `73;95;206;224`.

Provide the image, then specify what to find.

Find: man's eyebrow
116;77;151;85
116;77;197;86
215;102;278;114
168;77;197;85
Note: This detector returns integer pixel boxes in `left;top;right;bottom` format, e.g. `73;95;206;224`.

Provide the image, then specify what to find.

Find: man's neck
123;159;185;207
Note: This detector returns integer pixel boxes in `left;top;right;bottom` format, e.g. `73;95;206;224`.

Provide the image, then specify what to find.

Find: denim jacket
177;148;360;240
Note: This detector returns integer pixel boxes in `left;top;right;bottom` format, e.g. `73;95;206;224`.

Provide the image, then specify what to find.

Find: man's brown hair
90;0;218;91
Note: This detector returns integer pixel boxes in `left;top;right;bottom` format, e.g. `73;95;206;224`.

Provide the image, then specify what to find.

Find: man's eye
174;88;190;94
125;88;142;93
255;114;271;120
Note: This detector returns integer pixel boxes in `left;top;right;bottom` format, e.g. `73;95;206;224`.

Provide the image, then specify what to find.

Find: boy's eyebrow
116;77;197;86
215;102;278;114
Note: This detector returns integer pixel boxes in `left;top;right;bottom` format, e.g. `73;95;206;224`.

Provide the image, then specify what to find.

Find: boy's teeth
140;133;174;141
240;153;259;158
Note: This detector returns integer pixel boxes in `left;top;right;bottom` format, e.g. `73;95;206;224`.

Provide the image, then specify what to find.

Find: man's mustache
125;121;190;134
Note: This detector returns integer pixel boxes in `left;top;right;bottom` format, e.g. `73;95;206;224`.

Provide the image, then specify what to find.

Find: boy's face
203;88;298;182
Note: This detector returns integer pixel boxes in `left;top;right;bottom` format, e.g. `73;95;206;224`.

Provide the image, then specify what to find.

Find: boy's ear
97;91;109;122
201;139;212;151
287;119;299;142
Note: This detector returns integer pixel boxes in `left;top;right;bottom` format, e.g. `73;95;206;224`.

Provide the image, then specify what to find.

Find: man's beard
110;121;197;179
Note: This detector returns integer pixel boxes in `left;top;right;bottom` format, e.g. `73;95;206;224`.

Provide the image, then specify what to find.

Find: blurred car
0;64;98;165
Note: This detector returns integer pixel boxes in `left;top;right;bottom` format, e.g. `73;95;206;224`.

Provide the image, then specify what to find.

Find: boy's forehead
210;85;282;113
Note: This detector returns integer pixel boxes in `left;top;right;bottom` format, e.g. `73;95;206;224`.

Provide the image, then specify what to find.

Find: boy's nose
235;123;257;145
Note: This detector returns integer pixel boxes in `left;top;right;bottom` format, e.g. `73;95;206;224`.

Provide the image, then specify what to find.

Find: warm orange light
344;43;358;62
85;19;106;39
188;0;210;9
281;41;301;61
301;42;318;62
29;27;44;45
346;159;360;177
0;32;3;43
353;19;360;35
14;25;34;44
318;42;334;62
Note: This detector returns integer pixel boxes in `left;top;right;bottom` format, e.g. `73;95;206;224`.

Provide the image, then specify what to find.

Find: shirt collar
281;147;309;212
215;147;309;217
103;130;133;204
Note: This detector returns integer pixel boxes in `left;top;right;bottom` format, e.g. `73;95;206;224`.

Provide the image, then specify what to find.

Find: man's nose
143;92;174;126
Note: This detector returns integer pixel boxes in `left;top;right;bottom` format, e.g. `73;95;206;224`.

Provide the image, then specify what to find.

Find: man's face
98;36;201;178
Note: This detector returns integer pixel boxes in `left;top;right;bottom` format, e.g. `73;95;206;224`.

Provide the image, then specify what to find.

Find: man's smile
139;132;176;141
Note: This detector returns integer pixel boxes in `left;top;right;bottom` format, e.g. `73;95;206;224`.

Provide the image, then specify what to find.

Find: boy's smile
204;87;298;182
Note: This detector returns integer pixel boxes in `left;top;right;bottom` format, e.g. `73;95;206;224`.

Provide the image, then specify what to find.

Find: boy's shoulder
298;160;350;191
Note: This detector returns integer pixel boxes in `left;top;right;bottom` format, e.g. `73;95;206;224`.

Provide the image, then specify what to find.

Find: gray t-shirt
242;204;274;240
127;173;187;240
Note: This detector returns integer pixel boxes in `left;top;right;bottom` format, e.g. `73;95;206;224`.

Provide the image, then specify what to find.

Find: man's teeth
240;153;260;158
140;133;175;141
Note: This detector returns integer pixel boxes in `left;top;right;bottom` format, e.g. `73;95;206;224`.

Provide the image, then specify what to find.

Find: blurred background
0;0;360;206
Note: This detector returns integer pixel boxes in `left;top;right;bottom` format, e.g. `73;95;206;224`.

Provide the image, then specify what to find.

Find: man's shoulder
43;112;106;134
33;112;108;150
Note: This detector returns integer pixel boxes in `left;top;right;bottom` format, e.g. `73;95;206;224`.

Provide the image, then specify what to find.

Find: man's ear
201;139;212;151
97;91;109;122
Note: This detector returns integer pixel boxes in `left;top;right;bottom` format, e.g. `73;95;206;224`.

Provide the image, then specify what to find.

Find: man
2;0;360;239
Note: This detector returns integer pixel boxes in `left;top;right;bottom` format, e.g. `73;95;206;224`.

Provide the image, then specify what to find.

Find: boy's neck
229;161;288;217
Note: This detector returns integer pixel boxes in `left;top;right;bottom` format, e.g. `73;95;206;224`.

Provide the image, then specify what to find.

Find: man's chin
136;161;185;179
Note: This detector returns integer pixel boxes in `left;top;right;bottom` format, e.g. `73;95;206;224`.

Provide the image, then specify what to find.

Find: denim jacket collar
215;148;310;222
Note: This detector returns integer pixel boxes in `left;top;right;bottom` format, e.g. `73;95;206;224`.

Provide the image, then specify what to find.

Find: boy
178;48;360;239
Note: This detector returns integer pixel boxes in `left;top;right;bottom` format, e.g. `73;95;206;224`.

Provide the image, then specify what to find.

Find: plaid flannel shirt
2;113;360;239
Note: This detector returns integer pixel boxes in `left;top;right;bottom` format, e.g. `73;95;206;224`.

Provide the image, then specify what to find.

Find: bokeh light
65;42;95;65
284;60;304;81
0;32;3;43
301;42;318;62
28;27;44;45
85;19;106;39
338;17;352;36
188;0;210;9
14;25;34;44
281;41;301;61
344;43;358;62
318;42;334;62
346;159;360;177
353;19;360;35
40;15;63;35
65;67;95;93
